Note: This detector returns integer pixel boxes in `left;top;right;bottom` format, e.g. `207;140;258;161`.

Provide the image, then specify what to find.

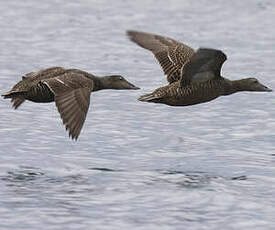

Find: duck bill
130;85;140;90
126;82;140;90
259;83;272;92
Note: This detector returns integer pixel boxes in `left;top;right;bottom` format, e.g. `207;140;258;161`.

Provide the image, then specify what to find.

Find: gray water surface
0;0;275;229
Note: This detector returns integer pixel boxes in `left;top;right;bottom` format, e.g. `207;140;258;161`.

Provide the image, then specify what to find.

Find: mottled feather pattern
3;67;94;140
140;79;228;106
42;72;94;95
23;67;66;81
127;30;195;84
2;66;139;140
128;31;253;106
6;67;67;96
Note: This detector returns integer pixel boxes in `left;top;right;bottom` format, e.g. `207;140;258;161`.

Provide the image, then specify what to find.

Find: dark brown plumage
2;67;139;140
127;30;272;106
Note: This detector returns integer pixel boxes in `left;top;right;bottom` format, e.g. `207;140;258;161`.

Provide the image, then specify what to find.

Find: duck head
236;78;272;92
101;75;139;90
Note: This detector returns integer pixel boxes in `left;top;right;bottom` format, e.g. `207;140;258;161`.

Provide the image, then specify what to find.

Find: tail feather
11;97;25;109
138;93;161;102
1;91;12;99
2;91;25;109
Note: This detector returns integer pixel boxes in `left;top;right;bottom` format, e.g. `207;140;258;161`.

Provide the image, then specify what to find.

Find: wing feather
54;89;91;140
127;30;195;84
180;48;227;86
42;72;93;140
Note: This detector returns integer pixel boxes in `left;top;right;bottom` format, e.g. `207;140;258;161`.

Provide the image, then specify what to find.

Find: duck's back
5;67;95;103
10;67;66;93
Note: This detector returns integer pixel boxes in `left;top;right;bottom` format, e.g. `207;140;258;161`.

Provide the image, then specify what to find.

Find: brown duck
2;67;139;140
127;30;272;106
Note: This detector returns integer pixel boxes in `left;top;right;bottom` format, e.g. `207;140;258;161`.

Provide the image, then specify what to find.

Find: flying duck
2;67;139;140
127;30;272;106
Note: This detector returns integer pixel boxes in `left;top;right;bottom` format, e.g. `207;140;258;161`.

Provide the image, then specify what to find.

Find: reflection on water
0;0;275;229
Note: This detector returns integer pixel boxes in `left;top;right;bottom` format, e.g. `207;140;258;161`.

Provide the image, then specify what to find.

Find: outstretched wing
42;72;93;140
180;48;227;87
127;30;195;84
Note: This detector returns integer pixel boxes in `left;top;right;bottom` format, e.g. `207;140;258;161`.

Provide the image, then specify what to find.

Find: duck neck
92;76;108;91
231;79;248;92
220;78;244;95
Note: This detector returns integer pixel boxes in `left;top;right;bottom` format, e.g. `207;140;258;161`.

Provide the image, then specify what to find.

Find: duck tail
1;91;13;99
138;93;160;103
2;91;25;109
11;97;25;109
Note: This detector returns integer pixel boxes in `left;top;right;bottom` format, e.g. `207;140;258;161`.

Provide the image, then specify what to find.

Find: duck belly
163;83;223;106
167;93;220;106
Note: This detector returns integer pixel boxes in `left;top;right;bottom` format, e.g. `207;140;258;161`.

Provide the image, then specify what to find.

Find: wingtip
126;30;137;40
126;30;147;40
126;30;137;35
